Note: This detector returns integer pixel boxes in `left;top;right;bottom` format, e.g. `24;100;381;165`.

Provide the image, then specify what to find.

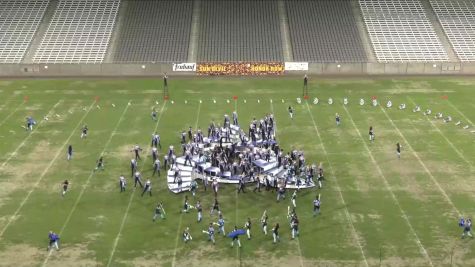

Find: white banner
284;62;308;71
173;63;196;72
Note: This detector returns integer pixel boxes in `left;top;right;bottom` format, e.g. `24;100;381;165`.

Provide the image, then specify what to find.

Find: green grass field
0;77;474;267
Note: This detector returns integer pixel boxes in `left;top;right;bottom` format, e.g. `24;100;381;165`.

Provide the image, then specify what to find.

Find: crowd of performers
146;112;326;246
112;111;327;246
161;190;323;246
161;112;325;196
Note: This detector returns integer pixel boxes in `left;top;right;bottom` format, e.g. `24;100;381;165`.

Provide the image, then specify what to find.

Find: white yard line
342;105;434;267
42;102;131;266
407;97;473;168
378;105;462;217
0;101;95;237
275;101;305;267
171;102;202;267
0;101;24;128
0;100;63;169
305;103;368;267
446;100;474;126
106;102;167;267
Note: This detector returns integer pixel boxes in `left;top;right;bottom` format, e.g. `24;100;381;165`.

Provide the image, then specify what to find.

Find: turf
0;77;474;267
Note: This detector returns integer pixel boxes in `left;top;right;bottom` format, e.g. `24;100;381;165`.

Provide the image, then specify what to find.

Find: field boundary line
408;97;473;168
42;101;131;266
171;101;202;267
342;105;434;267
1;100;63;169
305;102;368;267
0;101;95;238
446;100;474;126
106;101;167;267
0;101;24;128
378;105;462;217
274;101;305;267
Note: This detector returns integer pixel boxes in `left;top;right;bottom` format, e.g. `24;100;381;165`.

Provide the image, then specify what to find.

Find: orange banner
197;62;284;75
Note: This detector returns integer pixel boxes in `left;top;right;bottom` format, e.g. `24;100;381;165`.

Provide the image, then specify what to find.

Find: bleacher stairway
421;0;459;62
22;0;58;64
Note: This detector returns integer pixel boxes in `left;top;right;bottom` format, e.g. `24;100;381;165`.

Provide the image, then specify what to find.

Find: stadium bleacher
3;0;475;66
197;0;283;62
0;0;49;64
359;0;448;62
286;0;367;63
430;0;475;62
111;0;193;63
32;0;120;64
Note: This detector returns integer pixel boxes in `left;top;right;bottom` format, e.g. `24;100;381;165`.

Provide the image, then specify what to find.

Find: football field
0;77;474;267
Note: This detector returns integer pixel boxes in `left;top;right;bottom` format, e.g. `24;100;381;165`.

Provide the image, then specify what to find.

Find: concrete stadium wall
0;62;471;77
0;64;193;77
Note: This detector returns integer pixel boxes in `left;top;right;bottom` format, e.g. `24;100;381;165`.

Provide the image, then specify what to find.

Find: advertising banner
285;62;309;71
197;62;284;75
173;63;196;72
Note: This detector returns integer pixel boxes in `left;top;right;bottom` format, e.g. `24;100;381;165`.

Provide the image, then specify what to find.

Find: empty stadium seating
359;0;448;62
32;0;120;64
0;0;49;63
197;0;283;62
430;0;475;62
286;0;367;62
4;0;475;65
111;0;193;63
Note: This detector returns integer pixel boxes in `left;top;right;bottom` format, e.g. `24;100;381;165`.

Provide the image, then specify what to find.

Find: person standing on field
396;142;402;159
141;179;152;197
81;125;88;139
288;106;294;120
47;231;60;251
230;226;242;248
369;126;375;142
163;73;168;90
61;180;69;197
303;74;308;91
245;218;252;240
153;202;165;221
67;145;73;161
272;223;280;244
130;158;137;177
119;175;126;192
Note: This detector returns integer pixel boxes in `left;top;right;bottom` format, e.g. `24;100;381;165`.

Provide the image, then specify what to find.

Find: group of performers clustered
104;109;324;247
